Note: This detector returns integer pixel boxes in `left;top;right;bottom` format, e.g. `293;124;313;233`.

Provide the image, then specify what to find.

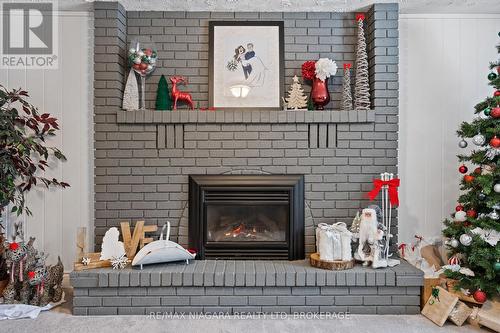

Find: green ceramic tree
155;75;172;110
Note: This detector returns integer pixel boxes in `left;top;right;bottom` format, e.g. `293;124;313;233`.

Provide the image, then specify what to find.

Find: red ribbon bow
356;13;365;21
367;178;400;206
343;63;352;69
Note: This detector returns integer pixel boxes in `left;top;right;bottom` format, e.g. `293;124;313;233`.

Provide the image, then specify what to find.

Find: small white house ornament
100;227;126;260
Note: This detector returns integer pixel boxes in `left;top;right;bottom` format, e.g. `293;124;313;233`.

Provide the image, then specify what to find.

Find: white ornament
122;69;139;110
494;183;500;193
472;134;486;146
454;210;467;222
489;210;499;220
459;233;472;246
459;267;475;277
100;227;126;260
449;238;459;248
129;48;136;54
147;64;153;71
133;57;141;64
82;257;90;266
283;75;308;110
137;50;144;57
110;254;128;270
314;58;337;81
471;227;499;246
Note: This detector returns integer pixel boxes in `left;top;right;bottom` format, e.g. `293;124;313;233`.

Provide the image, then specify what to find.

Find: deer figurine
169;76;194;110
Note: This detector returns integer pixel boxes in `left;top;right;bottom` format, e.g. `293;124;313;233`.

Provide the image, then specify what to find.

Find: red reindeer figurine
169;76;194;110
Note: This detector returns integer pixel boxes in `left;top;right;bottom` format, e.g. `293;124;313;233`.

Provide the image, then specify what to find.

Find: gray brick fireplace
70;1;423;316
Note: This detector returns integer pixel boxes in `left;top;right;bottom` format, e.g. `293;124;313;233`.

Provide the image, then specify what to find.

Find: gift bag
316;222;352;261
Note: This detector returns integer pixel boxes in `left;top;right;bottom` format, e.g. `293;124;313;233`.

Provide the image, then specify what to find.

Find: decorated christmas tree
442;34;500;302
284;75;308;110
155;75;172;110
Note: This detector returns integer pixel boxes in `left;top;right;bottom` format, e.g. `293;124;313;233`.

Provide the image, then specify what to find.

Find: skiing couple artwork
227;42;267;88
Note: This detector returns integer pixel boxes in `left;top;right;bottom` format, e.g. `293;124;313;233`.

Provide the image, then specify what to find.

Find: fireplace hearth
188;175;304;260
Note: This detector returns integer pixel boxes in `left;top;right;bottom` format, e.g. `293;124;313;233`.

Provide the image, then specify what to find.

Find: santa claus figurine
353;205;388;268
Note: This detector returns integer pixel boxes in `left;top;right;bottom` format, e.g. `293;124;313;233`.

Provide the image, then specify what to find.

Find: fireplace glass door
206;204;288;243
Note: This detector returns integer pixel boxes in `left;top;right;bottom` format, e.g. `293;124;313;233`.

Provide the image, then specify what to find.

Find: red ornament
455;205;464;211
490;135;500;148
301;61;316;81
356;13;365;21
473;290;487;303
9;242;19;251
447;256;461;265
132;64;141;71
28;271;36;279
466;209;477;218
494;90;500;97
458;165;468;174
310;77;330;110
170;76;194;110
474;167;482;174
144;48;152;56
139;63;148;70
464;175;475;183
343;63;352;70
491;107;500;119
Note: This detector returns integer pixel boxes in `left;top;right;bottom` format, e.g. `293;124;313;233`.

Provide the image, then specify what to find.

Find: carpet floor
0;311;489;333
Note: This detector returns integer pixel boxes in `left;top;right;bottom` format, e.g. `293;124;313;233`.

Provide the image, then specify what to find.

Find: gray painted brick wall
93;2;399;252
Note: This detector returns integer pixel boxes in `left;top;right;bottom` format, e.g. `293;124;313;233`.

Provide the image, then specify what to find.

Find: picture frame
209;21;284;110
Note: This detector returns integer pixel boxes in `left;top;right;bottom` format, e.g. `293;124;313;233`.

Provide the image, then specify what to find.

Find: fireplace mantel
116;109;376;124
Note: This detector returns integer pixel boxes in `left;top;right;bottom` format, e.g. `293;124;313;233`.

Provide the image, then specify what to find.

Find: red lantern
455;205;464;211
458;165;468;174
490;136;500;148
473;290;487;303
466;209;477;218
491;107;500;119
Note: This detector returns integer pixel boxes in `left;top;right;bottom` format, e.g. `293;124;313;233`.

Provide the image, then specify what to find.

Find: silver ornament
458;140;468;148
494;183;500;193
489;210;499;220
472;134;486;146
449;238;459;248
460;234;472;246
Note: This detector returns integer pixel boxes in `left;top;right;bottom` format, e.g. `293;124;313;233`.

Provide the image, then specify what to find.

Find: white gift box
316;222;353;261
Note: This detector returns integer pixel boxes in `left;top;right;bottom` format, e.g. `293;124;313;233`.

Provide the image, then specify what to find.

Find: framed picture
209;21;284;110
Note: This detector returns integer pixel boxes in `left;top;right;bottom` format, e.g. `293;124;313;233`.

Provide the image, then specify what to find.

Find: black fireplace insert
188;175;304;260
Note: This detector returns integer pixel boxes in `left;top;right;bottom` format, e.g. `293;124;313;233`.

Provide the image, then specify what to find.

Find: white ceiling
62;0;500;14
